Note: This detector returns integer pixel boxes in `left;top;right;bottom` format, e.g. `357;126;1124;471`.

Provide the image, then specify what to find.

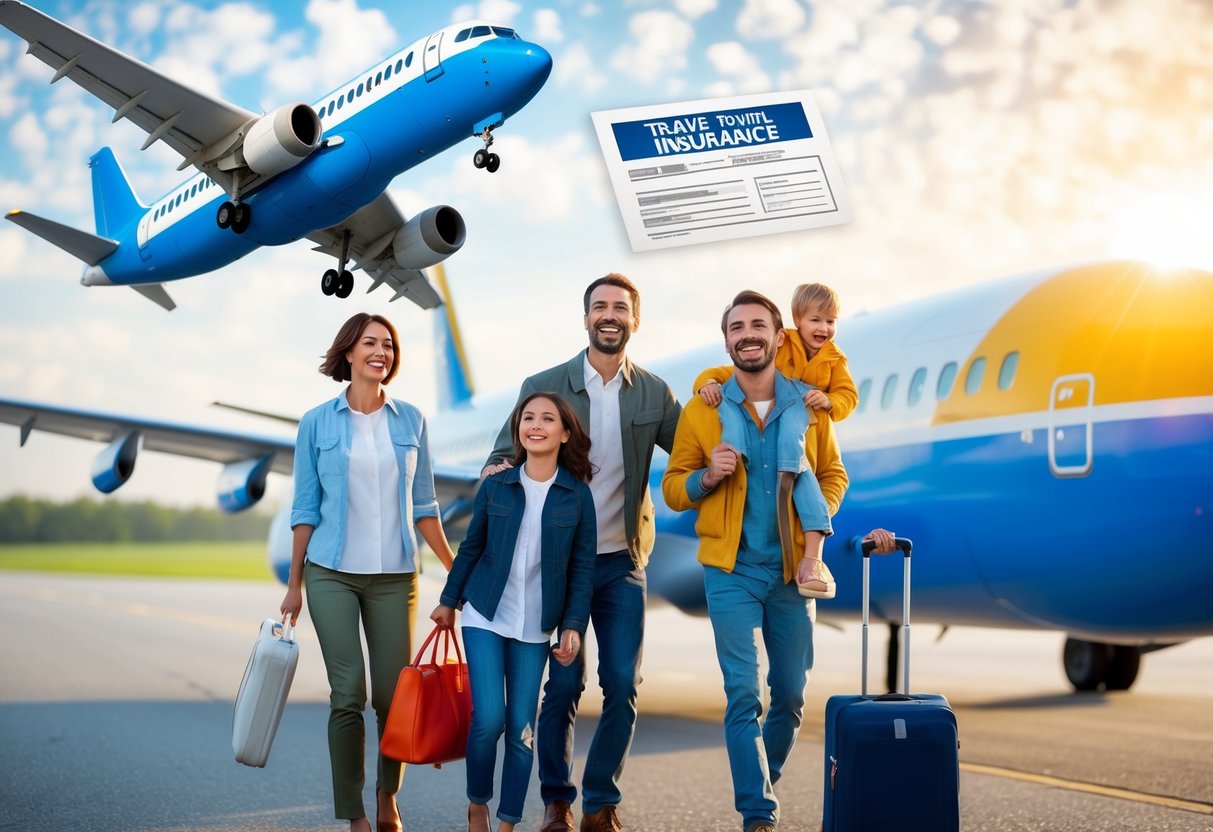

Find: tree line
0;495;273;543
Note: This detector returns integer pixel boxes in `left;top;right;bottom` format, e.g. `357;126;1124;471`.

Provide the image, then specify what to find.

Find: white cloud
923;14;961;46
675;0;718;20
580;3;601;17
610;11;695;84
737;0;806;40
467;0;522;24
127;2;162;36
705;41;771;94
554;43;608;94
532;9;563;42
9;113;47;158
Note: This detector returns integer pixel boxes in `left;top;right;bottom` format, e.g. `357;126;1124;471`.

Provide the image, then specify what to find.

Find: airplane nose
483;38;553;108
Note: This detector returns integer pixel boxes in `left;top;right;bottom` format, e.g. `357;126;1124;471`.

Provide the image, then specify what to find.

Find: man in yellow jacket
661;290;848;832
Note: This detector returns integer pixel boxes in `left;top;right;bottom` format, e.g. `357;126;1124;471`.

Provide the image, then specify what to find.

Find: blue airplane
0;1;552;310
2;261;1211;693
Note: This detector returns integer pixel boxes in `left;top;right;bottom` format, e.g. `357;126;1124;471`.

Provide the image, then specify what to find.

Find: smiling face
725;302;784;374
344;321;395;384
517;395;570;457
795;302;837;357
584;284;639;355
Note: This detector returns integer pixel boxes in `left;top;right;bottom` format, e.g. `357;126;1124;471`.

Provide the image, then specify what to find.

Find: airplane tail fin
89;147;144;236
430;264;475;410
5;209;117;265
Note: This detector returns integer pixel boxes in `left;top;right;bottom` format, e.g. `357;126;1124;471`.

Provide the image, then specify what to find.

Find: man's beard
589;320;631;355
730;337;776;373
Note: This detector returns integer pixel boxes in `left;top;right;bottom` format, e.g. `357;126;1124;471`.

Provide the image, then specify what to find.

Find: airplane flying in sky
2;260;1211;693
0;1;552;310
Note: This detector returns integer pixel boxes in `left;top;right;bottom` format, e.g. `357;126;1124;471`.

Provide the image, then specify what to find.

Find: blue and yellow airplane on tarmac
0;0;552;310
2;261;1210;693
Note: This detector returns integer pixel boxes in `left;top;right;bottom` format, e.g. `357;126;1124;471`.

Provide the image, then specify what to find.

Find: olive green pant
305;562;417;820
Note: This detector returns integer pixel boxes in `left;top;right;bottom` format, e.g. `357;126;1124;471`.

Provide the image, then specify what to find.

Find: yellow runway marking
962;762;1213;815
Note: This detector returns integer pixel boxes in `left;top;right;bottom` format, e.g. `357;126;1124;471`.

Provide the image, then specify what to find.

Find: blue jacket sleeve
560;482;598;634
411;410;440;520
439;479;490;608
291;411;321;529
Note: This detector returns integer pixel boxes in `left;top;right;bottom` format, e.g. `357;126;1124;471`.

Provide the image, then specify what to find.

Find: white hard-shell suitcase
233;618;299;767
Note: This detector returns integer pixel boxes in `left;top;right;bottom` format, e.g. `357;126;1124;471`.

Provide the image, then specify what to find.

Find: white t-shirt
340;406;408;573
462;466;555;642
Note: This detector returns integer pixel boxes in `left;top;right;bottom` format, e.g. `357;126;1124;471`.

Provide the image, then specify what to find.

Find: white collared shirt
583;354;628;554
462;465;554;642
340;404;409;573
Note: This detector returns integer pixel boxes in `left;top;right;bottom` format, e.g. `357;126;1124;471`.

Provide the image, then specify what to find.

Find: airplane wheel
1105;645;1141;691
232;203;252;234
485;153;500;173
321;269;339;296
1063;637;1109;691
216;201;235;229
335;270;354;299
473;149;488;168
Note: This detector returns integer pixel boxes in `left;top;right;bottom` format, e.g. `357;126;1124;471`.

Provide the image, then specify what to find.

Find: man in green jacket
483;273;681;832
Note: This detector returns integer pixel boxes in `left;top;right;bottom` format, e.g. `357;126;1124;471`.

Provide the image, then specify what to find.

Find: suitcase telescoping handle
859;537;913;696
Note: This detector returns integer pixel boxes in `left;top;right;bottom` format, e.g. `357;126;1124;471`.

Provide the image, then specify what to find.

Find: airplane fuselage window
880;374;899;410
396;58;404;72
357;82;364;97
375;70;383;86
964;357;987;396
856;379;871;413
937;361;958;401
384;63;393;80
998;352;1020;390
907;367;927;406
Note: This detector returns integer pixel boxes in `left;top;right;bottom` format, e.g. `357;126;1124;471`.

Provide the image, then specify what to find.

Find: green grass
0;541;274;580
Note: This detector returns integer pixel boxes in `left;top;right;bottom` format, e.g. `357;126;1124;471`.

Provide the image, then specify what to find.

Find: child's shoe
797;556;836;599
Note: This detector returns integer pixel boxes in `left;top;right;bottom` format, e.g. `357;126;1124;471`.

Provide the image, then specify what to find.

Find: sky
1;0;1212;510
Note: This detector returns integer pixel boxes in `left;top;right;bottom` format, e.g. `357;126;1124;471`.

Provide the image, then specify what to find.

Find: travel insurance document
592;90;852;252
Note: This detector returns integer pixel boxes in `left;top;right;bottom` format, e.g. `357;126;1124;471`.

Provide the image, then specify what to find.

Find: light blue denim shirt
290;389;440;572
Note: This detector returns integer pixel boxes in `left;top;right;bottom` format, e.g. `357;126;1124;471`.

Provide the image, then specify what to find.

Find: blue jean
537;552;645;813
703;565;814;830
462;626;550;824
719;396;833;536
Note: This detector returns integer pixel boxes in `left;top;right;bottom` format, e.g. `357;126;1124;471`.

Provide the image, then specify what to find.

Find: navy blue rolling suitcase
822;538;960;832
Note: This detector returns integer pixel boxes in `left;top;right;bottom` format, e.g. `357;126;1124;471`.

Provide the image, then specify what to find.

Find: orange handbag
380;623;472;766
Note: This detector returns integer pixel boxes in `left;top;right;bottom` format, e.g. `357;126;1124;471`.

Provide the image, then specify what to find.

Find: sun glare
1105;189;1213;271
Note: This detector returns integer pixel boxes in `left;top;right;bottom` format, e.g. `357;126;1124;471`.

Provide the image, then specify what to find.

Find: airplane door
1048;373;1094;477
136;212;152;261
422;32;445;81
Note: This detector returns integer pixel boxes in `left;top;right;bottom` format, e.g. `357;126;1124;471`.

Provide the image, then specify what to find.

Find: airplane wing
307;194;444;309
0;396;479;513
0;397;294;474
0;1;266;193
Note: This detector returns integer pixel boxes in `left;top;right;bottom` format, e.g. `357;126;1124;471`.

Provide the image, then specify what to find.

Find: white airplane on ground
0;1;552;309
2;261;1211;693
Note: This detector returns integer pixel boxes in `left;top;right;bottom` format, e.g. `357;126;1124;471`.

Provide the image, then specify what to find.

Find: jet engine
392;206;466;270
243;104;323;177
216;455;274;513
91;431;141;494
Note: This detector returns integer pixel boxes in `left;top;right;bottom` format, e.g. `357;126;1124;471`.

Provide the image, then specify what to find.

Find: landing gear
1063;638;1142;692
320;230;356;298
216;200;252;233
321;269;354;298
472;126;500;173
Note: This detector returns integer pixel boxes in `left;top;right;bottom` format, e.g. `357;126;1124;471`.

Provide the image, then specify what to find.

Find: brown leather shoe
579;805;622;832
743;824;776;832
540;800;575;832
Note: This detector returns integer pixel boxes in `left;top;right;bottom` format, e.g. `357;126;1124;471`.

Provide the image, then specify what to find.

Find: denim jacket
439;464;597;635
290;390;440;571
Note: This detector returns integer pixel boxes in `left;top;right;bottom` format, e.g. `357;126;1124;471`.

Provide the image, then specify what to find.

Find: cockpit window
491;27;519;39
471;25;492;38
455;28;470;43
